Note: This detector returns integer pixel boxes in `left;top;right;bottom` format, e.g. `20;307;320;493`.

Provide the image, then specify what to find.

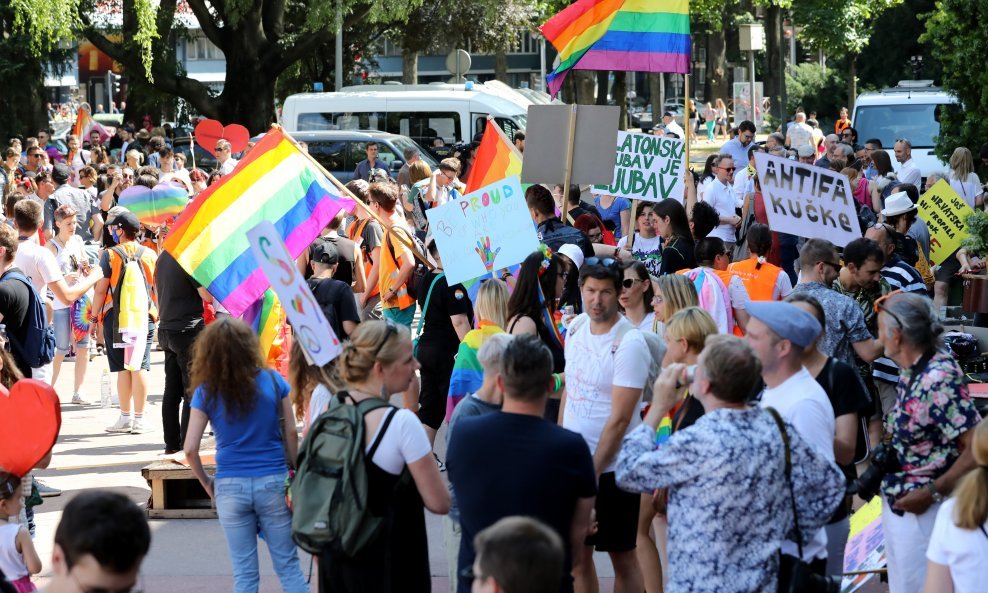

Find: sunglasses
585;257;618;268
818;260;841;273
874;288;903;314
719;166;737;172
372;319;400;357
622;278;644;289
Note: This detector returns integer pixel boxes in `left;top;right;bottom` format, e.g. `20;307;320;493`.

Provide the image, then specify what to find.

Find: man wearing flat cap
745;301;837;574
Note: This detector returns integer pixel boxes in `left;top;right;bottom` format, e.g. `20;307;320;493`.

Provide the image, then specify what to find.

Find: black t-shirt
658;237;697;275
416;272;473;351
0;268;35;377
155;250;204;332
307;276;360;338
447;412;597;593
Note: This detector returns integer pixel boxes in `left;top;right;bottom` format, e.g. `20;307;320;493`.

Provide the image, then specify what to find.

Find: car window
494;117;522;140
297;112;384;132
853;103;959;149
349;141;399;168
385;112;460;145
390;136;439;169
306;140;347;173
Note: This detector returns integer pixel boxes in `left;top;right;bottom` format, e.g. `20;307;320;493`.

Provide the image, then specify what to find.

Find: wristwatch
925;481;944;503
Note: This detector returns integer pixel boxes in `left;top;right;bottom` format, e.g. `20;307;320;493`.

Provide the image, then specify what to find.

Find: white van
281;82;531;147
852;80;960;179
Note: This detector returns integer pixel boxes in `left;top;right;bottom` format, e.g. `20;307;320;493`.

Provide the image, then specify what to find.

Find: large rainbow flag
164;127;353;317
464;118;524;194
540;0;691;97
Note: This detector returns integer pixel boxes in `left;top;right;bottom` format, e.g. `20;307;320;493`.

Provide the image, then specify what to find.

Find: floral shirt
831;276;891;336
616;408;845;593
881;349;982;507
791;281;871;367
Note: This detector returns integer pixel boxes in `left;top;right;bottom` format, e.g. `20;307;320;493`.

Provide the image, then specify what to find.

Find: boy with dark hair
307;240;360;338
470;517;565;593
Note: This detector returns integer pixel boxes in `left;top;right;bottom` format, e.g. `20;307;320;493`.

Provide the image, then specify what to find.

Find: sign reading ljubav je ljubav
593;131;686;203
425;176;538;286
754;152;861;247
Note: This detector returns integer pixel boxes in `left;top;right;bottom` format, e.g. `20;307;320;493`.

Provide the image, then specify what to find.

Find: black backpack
386;227;431;300
0;269;56;368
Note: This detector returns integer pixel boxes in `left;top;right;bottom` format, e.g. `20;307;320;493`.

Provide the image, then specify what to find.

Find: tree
920;0;988;160
856;0;940;90
13;0;427;134
0;4;51;139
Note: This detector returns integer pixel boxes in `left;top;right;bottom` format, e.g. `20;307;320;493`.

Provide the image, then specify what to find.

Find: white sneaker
106;416;132;433
71;392;87;405
130;418;149;434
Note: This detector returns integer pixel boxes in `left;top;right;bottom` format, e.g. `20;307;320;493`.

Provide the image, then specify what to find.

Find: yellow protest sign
917;180;974;265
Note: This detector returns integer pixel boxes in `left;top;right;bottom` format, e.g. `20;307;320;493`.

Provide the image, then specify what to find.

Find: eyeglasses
440;170;455;181
818;260;841;274
718;166;736;172
215;147;227;152
70;570;144;593
874;288;903;315
585;257;618;268
372;319;399;357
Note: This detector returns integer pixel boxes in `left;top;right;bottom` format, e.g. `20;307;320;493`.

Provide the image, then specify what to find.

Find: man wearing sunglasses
790;239;884;368
215;139;238;176
701;154;742;251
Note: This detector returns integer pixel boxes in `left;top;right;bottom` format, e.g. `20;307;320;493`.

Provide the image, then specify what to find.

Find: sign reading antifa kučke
754;152;861;247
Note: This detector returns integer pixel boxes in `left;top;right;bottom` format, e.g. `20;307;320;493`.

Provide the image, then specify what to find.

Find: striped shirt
873;255;929;383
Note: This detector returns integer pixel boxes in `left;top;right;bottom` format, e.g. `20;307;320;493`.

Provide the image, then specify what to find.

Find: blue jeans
214;474;309;593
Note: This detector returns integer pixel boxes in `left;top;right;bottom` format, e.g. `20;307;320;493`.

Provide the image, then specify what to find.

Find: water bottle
100;370;112;408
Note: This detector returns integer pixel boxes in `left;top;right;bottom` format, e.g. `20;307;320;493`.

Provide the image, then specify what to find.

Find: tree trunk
596;71;609;105
613;72;628;130
218;51;278;133
706;29;728;108
848;55;858;111
574;71;596;104
764;6;784;122
494;50;508;82
402;49;419;84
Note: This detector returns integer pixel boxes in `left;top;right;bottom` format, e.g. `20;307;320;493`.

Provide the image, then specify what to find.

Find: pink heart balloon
195;119;251;157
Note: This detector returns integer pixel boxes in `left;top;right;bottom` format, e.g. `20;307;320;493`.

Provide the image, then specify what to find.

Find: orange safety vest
379;226;416;310
348;218;379;298
728;257;785;303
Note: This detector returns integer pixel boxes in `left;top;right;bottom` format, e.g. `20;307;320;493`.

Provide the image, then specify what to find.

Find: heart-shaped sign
195;119;250;157
118;181;189;227
0;379;62;477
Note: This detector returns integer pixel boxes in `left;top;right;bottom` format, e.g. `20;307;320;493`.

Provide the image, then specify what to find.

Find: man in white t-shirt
746;300;836;572
785;112;814;149
11;200;102;385
701;154;742;250
563;261;650;593
895;138;921;187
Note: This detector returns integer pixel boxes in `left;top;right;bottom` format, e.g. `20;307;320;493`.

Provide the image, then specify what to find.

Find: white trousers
882;498;941;593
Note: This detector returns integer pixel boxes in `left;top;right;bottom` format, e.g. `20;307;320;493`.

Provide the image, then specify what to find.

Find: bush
785;63;846;125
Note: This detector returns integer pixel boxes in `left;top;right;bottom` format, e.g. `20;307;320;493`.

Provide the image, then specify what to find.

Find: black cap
312;240;339;265
106;208;141;233
52;162;71;184
663;111;675;118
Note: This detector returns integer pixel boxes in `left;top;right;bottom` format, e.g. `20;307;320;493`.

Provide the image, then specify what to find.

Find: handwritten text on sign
917;179;973;265
247;221;341;365
754;152;860;247
593;132;686;203
425;176;539;286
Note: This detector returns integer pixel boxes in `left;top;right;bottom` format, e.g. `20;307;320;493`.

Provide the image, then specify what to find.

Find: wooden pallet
141;461;217;519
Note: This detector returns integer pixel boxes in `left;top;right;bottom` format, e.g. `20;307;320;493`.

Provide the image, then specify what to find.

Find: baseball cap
312;240;340;265
746;301;822;349
52;163;71;184
105;207;141;233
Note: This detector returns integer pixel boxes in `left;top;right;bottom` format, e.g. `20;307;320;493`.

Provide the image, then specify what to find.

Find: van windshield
853;103;958;149
390;136;439;169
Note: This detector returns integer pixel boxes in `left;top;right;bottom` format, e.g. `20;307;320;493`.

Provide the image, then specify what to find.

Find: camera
847;442;900;501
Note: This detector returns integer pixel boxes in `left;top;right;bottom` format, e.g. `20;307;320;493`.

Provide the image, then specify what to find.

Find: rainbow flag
464;118;524;194
71;106;109;144
242;289;286;368
540;0;691;97
164;127;353;317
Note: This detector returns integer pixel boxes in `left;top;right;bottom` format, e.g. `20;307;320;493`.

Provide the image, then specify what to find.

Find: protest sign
425;176;539;286
521;104;618;186
247;221;342;366
917;179;974;265
593;131;686;203
754;152;861;247
841;497;886;593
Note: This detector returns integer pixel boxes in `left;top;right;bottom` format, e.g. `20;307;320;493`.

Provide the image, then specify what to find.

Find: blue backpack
0;270;56;368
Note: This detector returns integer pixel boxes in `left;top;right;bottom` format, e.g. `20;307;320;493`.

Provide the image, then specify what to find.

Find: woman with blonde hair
923;418;988;593
947;147;984;209
637;307;718;593
318;320;449;592
447;278;510;420
183;317;309;593
651;273;699;336
125;149;143;170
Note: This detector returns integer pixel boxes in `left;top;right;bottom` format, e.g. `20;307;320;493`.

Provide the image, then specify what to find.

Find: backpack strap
366;407;399;461
610;322;636;355
414;273;444;342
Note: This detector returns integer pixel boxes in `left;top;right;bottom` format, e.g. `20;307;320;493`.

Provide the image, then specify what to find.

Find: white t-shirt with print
617;234;663;277
563;314;650;472
926;498;988;593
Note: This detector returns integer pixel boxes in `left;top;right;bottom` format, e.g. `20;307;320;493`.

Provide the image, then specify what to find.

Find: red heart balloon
195;119;251;157
0;379;61;477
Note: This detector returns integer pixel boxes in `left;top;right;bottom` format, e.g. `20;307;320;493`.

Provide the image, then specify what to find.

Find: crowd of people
0;105;987;593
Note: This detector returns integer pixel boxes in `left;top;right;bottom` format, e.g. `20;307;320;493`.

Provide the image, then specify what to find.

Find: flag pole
684;74;691;187
559;104;578;227
275;124;434;270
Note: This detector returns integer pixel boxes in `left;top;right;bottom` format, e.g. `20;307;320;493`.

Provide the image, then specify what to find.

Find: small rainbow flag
540;0;691;97
71;105;109;145
242;289;286;368
164;127;352;317
118;181;188;226
464;118;524;194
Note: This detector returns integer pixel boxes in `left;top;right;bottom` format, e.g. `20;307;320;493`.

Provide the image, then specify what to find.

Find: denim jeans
214;474;309;593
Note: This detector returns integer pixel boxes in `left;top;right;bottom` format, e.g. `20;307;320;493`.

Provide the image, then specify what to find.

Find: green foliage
133;0;160;81
961;210;988;257
785;63;845;117
920;0;988;161
856;0;941;89
795;0;904;58
8;0;78;54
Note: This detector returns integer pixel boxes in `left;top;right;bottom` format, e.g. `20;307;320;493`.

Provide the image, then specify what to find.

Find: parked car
289;130;439;184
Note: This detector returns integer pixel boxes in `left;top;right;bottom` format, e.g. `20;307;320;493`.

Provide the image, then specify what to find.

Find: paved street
28;348;888;592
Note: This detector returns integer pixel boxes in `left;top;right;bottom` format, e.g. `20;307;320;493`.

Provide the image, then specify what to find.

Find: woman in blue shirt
593;193;631;239
184;318;308;593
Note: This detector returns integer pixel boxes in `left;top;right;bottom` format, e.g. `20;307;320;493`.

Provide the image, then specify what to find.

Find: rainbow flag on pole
164;127;352;317
540;0;691;97
464;118;524;194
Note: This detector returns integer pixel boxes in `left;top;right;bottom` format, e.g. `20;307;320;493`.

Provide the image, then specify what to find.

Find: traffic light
105;71;122;106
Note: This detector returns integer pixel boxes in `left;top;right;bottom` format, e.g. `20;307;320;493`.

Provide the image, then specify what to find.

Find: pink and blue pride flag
164;127;353;317
540;0;691;97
